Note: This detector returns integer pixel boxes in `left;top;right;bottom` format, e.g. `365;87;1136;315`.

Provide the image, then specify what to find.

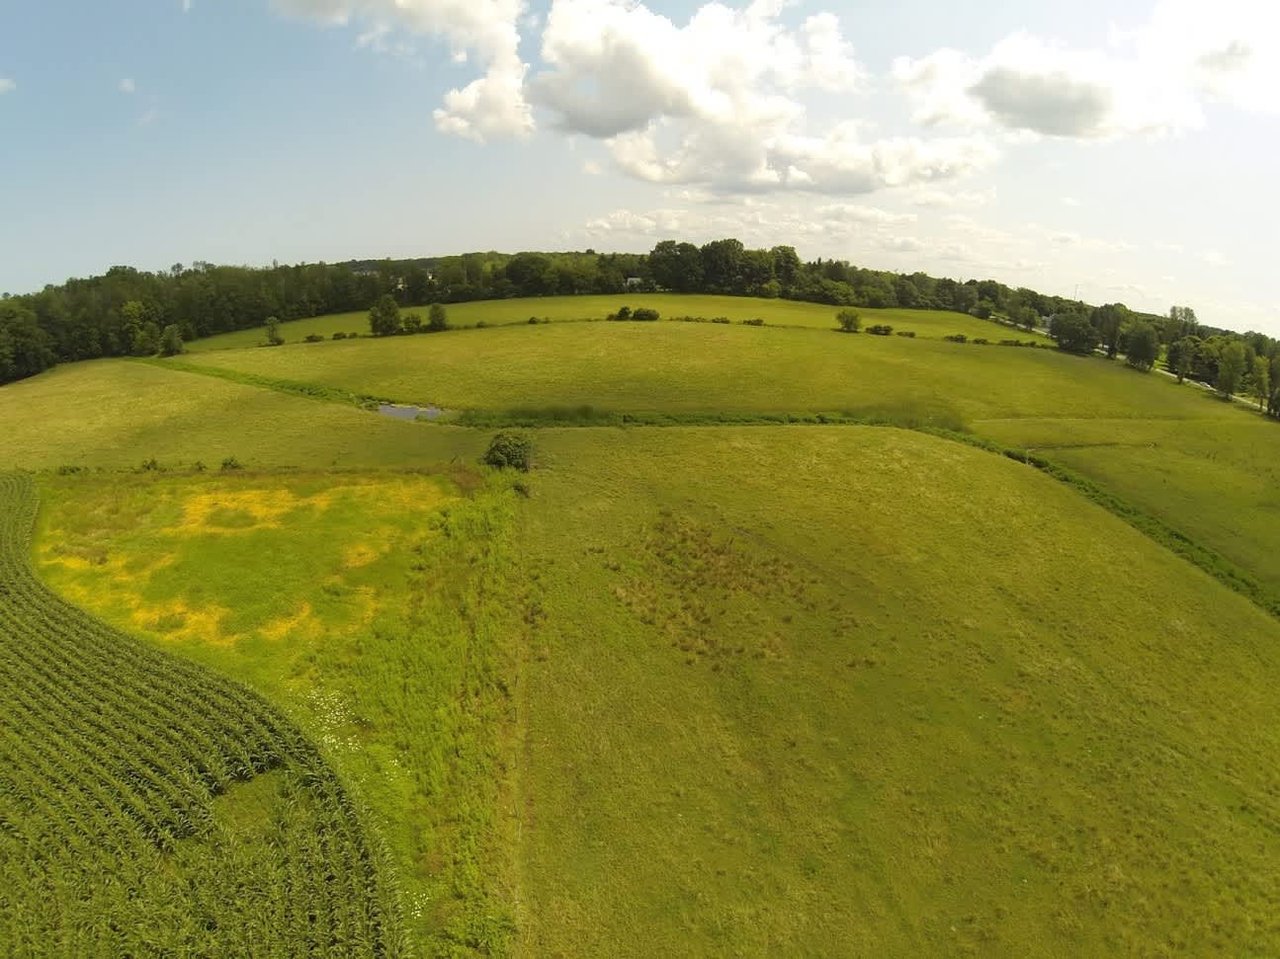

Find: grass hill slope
185;295;1022;351
4;300;1280;955
174;317;1280;605
513;427;1280;955
30;427;1280;956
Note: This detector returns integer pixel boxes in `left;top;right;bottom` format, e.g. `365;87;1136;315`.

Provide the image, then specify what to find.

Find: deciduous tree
1124;321;1159;371
1250;356;1271;411
1217;342;1247;398
1050;312;1099;355
369;295;401;337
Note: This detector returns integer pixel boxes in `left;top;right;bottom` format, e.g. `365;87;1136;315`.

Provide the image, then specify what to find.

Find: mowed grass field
33;428;1280;956
0;359;483;471
178;321;1142;422
186;294;1025;351
175;317;1280;601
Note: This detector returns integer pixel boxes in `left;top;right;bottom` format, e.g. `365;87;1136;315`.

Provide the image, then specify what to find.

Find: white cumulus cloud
893;0;1280;140
894;33;1202;139
534;0;993;194
0;78;15;95
271;0;533;140
119;78;137;94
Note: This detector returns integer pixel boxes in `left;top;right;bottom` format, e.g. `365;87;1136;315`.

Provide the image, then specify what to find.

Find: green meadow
175;315;1280;603
186;294;1024;351
0;359;481;471
4;294;1280;956
30;427;1280;956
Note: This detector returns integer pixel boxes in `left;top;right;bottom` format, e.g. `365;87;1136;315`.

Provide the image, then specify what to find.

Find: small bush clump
973;337;990;345
711;316;731;324
866;324;894;336
332;331;348;340
220;456;243;471
304;334;325;343
895;330;916;338
836;309;861;333
608;305;660;322
944;334;968;343
483;432;534;472
741;317;765;327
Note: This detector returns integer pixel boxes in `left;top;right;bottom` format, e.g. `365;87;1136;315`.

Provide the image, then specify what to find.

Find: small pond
377;404;446;422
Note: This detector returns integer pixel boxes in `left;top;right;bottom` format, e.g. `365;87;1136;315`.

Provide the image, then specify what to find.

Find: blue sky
1;0;1277;333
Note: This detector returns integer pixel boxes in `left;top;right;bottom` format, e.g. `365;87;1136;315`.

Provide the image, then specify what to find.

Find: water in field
378;403;444;421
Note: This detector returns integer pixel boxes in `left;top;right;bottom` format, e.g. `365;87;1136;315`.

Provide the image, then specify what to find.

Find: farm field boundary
0;472;405;957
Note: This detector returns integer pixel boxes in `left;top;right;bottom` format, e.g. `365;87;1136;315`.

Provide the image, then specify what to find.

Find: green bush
304;334;325;343
866;324;893;336
836;309;861;333
894;330;916;338
220;456;243;471
742;317;765;326
632;307;660;322
483;432;534;472
944;334;968;343
332;331;347;340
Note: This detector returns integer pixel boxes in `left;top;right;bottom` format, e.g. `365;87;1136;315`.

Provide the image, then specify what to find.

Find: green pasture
509;427;1280;955
175;321;1145;422
34;428;1280;956
185;294;1022;351
0;359;482;471
6;292;1280;956
176;319;1280;607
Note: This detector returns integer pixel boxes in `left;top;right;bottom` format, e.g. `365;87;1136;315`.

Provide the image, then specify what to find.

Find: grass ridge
143;362;1280;620
148;357;394;409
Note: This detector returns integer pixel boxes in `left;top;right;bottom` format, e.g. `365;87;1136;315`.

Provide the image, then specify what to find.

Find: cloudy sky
1;1;1277;332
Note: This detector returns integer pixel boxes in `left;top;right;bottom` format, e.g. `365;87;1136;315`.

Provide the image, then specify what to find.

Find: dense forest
1;241;1276;416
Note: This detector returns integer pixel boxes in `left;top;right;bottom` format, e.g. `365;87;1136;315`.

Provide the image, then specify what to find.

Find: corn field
0;474;405;957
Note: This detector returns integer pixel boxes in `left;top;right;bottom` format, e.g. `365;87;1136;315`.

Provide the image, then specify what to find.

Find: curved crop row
0;473;404;957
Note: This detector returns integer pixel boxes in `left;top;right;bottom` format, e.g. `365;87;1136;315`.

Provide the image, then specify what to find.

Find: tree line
1;240;1276;417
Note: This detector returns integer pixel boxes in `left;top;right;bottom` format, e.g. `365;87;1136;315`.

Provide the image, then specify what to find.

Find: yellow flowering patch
259;601;322;642
37;473;454;651
175;488;334;534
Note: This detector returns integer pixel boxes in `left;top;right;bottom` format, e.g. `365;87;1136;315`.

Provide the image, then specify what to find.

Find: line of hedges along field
0;473;405;957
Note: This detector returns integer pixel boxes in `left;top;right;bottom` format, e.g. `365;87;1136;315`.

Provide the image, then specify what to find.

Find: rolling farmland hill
1;296;1279;956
